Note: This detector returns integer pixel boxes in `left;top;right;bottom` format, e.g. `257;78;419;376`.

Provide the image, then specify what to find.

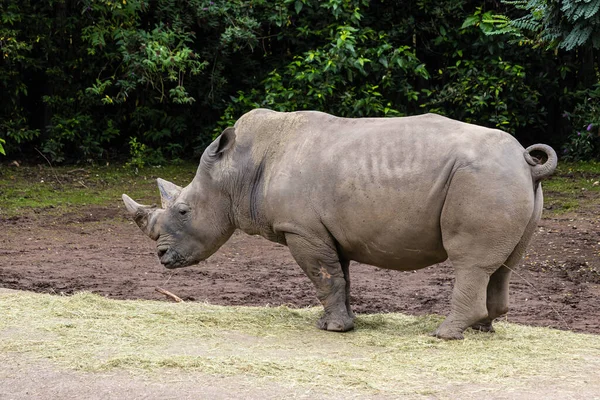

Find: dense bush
562;84;600;160
0;0;598;163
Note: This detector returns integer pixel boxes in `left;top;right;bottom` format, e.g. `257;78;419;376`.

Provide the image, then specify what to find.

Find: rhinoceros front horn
122;194;160;240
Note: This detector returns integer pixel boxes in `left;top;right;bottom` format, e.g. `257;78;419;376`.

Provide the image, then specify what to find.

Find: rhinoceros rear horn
122;194;160;239
157;178;182;209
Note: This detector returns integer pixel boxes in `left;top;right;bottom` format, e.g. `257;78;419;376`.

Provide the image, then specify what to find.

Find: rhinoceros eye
177;204;191;216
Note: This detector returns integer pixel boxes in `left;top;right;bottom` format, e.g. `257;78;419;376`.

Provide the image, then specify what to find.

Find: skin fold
123;109;557;340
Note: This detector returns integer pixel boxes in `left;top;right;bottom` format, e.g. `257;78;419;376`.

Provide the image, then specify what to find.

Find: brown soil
1;204;599;334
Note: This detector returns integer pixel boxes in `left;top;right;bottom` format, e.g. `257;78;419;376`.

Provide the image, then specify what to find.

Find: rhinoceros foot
429;327;464;341
470;320;495;333
317;313;355;332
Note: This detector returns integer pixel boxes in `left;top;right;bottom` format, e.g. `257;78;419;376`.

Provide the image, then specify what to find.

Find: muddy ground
1;200;599;335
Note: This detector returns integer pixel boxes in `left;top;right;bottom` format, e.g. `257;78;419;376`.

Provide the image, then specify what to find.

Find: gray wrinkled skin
123;109;557;340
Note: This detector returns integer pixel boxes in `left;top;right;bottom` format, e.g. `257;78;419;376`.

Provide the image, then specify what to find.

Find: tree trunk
579;45;595;89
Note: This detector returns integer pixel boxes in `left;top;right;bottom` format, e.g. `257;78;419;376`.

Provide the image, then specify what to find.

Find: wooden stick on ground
155;287;184;303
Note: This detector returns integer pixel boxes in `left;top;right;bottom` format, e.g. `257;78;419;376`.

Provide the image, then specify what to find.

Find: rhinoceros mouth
161;258;191;269
159;249;192;269
162;261;184;269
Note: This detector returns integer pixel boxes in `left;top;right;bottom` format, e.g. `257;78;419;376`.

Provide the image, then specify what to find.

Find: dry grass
1;290;599;398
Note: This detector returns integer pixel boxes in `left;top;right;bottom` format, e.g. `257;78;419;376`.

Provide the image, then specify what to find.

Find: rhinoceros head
122;128;237;269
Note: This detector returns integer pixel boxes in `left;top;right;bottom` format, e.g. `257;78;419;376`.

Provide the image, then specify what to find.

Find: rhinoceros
122;109;557;340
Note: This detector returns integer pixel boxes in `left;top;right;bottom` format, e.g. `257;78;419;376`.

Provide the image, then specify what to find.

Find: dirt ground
1;201;599;335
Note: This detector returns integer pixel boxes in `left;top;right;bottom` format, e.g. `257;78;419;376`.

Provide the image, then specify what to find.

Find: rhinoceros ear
208;127;236;158
157;178;182;209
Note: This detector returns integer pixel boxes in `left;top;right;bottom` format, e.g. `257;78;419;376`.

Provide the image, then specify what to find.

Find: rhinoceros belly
323;193;450;271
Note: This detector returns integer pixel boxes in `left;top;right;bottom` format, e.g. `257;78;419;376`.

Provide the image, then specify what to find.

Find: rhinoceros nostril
157;247;168;258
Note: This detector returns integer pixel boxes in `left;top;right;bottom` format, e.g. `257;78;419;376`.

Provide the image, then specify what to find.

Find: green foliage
219;1;428;130
84;20;208;105
0;0;262;162
562;84;600;160
461;7;519;36
420;4;548;133
125;137;149;171
0;0;599;162
545;0;600;50
490;0;600;50
563;129;598;161
0;1;42;154
423;58;541;132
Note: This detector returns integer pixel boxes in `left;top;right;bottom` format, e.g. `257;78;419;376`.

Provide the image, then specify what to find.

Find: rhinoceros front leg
341;259;355;319
285;233;354;332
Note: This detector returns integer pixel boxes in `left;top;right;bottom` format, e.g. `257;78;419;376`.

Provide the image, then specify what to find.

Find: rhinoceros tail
523;144;557;181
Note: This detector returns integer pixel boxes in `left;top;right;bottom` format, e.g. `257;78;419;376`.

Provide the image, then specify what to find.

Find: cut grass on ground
1;290;599;398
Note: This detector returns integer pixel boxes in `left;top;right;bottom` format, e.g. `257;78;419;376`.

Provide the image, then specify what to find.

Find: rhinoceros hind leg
470;264;512;333
285;233;354;332
431;268;491;340
471;184;543;334
433;167;535;340
487;263;512;320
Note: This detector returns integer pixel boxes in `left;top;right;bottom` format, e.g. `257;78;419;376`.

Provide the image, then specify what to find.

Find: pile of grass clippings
1;290;599;397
